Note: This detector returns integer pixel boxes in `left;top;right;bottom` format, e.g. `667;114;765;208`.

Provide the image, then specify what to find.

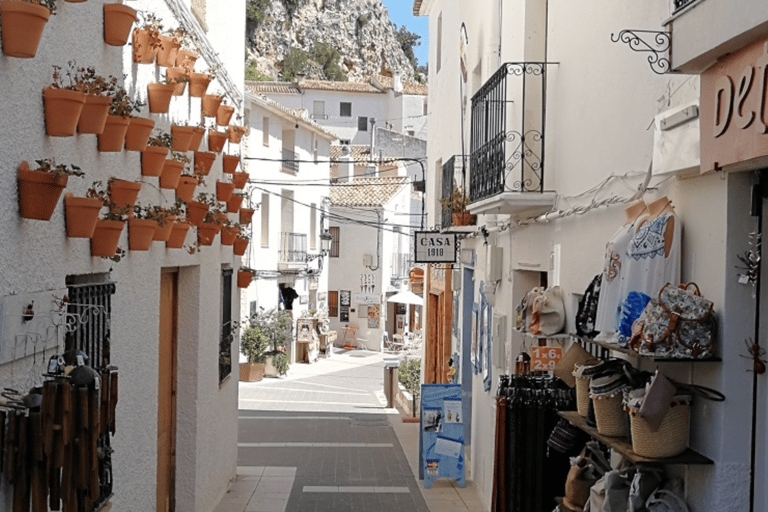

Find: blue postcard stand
420;383;466;488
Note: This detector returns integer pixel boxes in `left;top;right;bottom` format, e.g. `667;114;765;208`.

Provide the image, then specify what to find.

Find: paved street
213;349;485;512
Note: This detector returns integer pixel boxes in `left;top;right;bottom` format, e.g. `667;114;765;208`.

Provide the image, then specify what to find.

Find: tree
395;25;421;70
245;0;271;26
311;42;348;82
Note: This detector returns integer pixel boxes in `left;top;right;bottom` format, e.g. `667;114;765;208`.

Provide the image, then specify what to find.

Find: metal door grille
65;282;116;369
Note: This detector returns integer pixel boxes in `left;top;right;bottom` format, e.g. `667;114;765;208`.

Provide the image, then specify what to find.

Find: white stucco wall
0;1;243;510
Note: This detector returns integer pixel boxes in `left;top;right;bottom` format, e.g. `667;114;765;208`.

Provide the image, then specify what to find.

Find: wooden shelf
513;330;571;340
558;411;713;465
575;335;721;362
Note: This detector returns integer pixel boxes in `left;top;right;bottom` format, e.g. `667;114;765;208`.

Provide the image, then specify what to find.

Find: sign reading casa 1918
414;231;458;263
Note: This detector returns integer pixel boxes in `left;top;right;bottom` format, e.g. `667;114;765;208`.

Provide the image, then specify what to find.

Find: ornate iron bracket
610;30;671;74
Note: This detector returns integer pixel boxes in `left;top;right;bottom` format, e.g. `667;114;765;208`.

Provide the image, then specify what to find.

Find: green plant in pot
239;320;271;382
440;186;476;226
243;308;292;378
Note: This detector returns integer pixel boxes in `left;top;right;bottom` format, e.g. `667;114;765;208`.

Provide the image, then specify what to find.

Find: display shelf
513;329;571;340
558;411;713;465
575;335;721;362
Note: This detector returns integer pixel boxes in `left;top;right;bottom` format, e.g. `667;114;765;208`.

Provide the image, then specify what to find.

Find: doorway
158;270;178;512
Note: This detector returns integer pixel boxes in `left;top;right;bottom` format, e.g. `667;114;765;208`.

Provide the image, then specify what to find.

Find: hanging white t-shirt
594;221;638;337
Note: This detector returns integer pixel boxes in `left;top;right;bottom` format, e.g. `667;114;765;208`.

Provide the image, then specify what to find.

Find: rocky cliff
246;0;418;82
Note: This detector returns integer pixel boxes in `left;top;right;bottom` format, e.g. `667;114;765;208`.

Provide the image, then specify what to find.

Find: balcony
282;148;299;174
672;0;697;13
468;63;557;219
278;232;307;272
391;252;411;283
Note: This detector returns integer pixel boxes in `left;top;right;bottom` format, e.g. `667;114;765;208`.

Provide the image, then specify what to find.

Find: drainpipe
749;174;764;512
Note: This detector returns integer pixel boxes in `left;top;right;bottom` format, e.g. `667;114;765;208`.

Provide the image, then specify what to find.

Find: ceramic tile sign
420;384;466;489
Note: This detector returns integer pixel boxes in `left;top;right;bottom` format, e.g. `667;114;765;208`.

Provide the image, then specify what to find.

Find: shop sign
529;345;562;371
354;293;381;304
414;231;457;263
701;38;768;172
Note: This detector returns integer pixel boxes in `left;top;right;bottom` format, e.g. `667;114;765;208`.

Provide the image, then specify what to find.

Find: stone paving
213;348;486;512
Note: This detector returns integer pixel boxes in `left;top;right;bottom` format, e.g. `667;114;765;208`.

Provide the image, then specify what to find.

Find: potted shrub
175;170;199;203
222;153;240;174
159;151;189;189
189;64;220;98
226;192;244;213
90;208;128;258
150;202;179;242
142;130;172;176
239;317;270;381
155;26;187;67
197;202;227;246
189;123;206;152
128;204;159;251
220;221;238;246
18;159;84;220
246;309;292;377
186;192;212;226
132;12;162;64
107;178;142;212
147;77;177;114
216;100;235;126
43;63;87;137
201;93;223;118
228;124;248;144
166;66;190;96
233;226;250;256
174;37;198;70
232;171;248;190
103;2;138;46
64;192;102;238
441;186;477;226
1;0;55;58
171;122;195;152
194;150;216;176
239;206;255;225
100;87;144;152
208;128;227;153
216;180;234;202
76;67;119;134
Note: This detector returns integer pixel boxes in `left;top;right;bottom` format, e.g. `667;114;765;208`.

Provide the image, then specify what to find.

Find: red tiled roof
244;81;301;95
330;177;409;207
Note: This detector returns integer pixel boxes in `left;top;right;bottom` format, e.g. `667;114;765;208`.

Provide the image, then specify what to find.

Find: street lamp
319;229;332;255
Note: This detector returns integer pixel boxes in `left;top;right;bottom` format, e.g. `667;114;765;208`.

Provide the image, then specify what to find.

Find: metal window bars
279;232;308;263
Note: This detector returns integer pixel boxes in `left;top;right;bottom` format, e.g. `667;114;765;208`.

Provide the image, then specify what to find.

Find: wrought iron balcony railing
469;62;550;203
282;148;299;173
440;155;467;227
672;0;697;13
279;232;307;263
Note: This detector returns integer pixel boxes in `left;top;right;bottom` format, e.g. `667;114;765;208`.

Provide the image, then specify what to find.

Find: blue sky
382;0;429;68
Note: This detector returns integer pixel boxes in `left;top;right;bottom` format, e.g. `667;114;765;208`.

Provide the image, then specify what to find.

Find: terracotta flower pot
186;201;209;226
97;114;130;152
17;162;67;220
228;125;247;143
153;214;177;241
216;181;234;202
147;83;176;113
232;172;248;189
64;193;102;238
171;124;195;152
175;48;198;70
239;208;254;225
237;270;254;288
226;194;243;213
239;362;265;381
189;127;206;151
155;35;180;67
159;159;184;189
216;104;235;126
208;129;227;153
77;94;112;134
132;27;158;63
166;221;190;248
141;146;169;176
452;212;477;226
201;94;223;117
1;0;51;58
128;218;158;251
90;219;125;257
221;226;238;246
109;179;141;212
222;154;240;174
188;73;211;97
166;66;189;96
233;237;249;256
103;3;137;46
193;151;216;176
124;116;155;151
197;222;220;246
175;176;198;203
43;87;86;137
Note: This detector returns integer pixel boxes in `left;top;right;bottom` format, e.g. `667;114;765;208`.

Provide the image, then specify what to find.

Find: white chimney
338;144;352;183
393;71;403;94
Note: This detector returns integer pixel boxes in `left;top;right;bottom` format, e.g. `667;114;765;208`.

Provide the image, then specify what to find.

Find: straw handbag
628;396;691;458
592;392;629;437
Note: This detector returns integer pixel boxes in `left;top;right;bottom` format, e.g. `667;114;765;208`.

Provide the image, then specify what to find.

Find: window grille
329;226;340;257
65;279;116;368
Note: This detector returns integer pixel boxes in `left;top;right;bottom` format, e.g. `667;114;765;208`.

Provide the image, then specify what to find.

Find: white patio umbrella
386;290;424;306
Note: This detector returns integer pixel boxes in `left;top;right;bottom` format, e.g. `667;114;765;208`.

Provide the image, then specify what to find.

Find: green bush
246;0;271;25
398;358;421;397
245;61;271;81
311;42;347;82
240;325;270;363
273;351;289;376
281;47;309;81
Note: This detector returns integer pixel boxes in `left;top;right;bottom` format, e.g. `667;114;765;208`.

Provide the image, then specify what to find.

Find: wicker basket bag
591;392;629;437
628;395;691;458
573;362;603;417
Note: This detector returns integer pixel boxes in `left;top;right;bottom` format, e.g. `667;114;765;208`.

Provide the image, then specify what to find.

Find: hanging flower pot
237;269;254;288
228;125;247;143
147;83;176;114
232;172;248;190
43;87;86;137
221;226;238;246
159;159;184;189
197;222;220;246
166;67;189;96
216;181;234;202
17;161;68;220
201;94;223;117
175;176;198;203
155;35;180;67
233;237;249;256
91;219;125;257
175;48;198;69
132;27;159;64
77;94;112;134
1;0;51;58
171;124;195;152
186;201;209;226
239;208;254;225
109;179;141;212
188;73;211;98
103;3;137;46
166;221;190;248
97;114;130;152
216;104;235;126
142;146;170;176
226;194;244;214
208;129;227;153
189;127;206;152
124;117;155;151
153;215;177;241
222;154;240;174
128;218;158;251
64;193;102;238
193;151;216;176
